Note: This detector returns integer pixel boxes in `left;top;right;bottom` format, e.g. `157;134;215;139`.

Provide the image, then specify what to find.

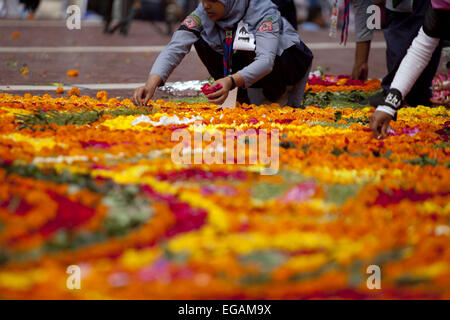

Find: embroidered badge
182;14;201;29
258;21;273;32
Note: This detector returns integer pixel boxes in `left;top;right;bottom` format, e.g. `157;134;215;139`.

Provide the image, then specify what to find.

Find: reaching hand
351;62;369;81
133;85;156;107
370;110;394;138
369;88;403;138
205;77;233;105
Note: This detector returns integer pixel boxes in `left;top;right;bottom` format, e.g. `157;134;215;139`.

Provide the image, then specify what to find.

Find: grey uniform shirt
150;13;284;89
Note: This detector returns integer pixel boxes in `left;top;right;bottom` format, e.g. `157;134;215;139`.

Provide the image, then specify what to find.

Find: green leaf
395;275;429;287
240;273;271;286
251;182;289;201
326;184;361;205
331;147;345;156
163;246;190;264
404;155;438;167
279;140;296;149
240;250;288;272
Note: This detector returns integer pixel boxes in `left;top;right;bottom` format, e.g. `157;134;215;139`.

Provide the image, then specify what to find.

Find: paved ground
0;19;444;99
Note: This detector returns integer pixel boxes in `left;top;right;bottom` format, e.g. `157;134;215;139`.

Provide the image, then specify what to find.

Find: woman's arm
370;27;440;138
134;11;203;106
238;17;280;88
149;30;200;85
133;74;163;107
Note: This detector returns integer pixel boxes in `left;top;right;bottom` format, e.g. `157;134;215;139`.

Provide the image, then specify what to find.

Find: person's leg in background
382;0;443;106
20;0;40;13
119;0;136;35
108;0;136;36
5;0;24;18
99;0;114;34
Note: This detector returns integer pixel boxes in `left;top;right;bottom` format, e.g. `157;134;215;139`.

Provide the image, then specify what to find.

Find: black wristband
384;88;403;111
228;75;236;90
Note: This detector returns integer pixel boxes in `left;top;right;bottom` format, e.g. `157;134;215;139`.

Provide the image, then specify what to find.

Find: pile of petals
432;72;450;106
201;83;223;95
0;90;449;300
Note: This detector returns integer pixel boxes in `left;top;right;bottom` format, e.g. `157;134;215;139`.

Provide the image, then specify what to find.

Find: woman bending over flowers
134;0;313;108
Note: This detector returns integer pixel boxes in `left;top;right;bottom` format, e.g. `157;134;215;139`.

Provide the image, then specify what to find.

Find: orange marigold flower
12;31;20;39
337;78;348;86
96;91;108;102
20;66;29;75
69;87;80;97
56;87;64;94
67;70;79;77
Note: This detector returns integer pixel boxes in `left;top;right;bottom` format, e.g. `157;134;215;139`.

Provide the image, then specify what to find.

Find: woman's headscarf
214;0;253;30
196;0;281;52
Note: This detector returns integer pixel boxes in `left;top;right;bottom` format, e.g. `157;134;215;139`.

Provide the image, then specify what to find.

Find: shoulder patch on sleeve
182;14;202;29
258;20;273;32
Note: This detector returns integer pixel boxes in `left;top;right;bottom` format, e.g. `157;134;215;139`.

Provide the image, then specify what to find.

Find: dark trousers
108;0;136;35
19;0;40;12
194;37;313;104
87;0;113;31
382;0;443;106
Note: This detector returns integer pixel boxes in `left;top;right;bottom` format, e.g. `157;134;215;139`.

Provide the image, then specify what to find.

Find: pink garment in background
431;0;450;10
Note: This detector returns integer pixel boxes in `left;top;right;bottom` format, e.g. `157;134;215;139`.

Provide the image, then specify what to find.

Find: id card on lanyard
234;20;256;51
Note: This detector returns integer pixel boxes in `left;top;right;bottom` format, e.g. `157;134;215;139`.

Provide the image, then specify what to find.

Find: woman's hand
133;85;156;107
205;77;233;105
370;110;394;138
133;74;162;107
